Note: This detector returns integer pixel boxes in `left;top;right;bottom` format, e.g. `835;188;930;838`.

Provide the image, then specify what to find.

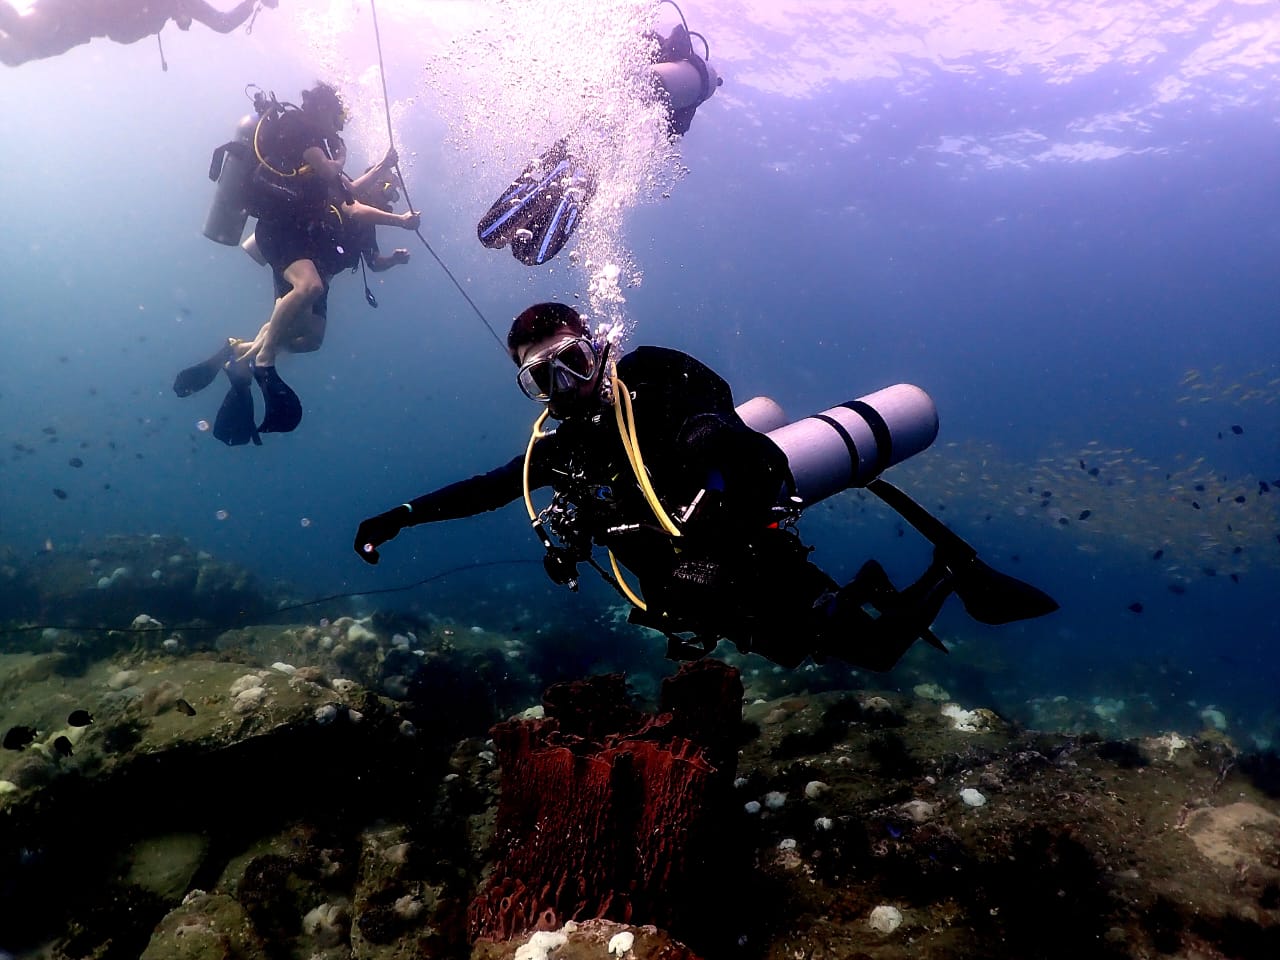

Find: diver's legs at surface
0;8;84;64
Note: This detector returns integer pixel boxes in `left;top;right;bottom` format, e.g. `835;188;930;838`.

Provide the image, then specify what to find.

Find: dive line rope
368;0;505;351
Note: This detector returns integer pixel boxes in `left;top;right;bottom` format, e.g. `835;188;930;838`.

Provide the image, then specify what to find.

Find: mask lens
558;340;596;378
516;338;597;402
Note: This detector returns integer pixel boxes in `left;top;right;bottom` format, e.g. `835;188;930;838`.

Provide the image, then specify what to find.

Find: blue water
1;2;1277;740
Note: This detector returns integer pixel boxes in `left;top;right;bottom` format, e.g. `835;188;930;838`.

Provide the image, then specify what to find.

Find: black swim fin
948;554;1060;625
173;340;233;397
253;364;303;434
212;360;261;447
866;478;1058;624
477;139;595;266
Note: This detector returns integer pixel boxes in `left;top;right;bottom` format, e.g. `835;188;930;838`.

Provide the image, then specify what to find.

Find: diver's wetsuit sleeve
398;443;560;528
398;455;524;526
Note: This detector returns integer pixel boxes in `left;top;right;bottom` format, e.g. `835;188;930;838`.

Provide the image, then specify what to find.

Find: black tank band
842;400;893;476
812;414;860;484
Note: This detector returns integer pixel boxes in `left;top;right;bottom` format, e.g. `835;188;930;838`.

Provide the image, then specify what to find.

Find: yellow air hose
252;112;310;178
520;364;686;612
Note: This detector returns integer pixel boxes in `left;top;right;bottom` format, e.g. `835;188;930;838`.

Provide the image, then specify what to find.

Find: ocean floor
1;539;1278;959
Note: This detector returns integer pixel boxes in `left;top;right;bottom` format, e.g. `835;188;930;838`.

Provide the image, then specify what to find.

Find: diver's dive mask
516;337;600;403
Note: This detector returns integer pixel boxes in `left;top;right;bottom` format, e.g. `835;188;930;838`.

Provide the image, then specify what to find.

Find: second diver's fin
212;360;261;447
477;139;595;266
253;364;303;434
866;478;1059;625
173;340;234;397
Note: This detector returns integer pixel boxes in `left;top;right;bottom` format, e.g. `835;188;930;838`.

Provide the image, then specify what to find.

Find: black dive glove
354;506;410;565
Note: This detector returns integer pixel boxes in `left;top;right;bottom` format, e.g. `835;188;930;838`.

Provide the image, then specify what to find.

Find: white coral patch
959;787;987;807
868;904;903;934
513;929;567;960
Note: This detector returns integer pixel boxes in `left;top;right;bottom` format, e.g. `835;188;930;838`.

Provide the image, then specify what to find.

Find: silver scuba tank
202;113;260;246
736;384;939;507
650;57;720;111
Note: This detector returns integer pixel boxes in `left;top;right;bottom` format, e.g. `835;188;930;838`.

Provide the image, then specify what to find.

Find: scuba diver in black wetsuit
173;83;419;446
477;1;722;267
353;303;1058;669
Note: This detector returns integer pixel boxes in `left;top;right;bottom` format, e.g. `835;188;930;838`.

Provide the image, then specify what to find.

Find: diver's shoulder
619;344;698;369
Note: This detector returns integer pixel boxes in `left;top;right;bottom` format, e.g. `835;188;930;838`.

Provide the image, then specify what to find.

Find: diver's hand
379;146;398;170
399;211;421;230
390;248;410;265
354;507;408;565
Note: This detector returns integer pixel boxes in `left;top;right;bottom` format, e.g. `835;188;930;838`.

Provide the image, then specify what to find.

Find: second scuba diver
354;303;1058;669
174;82;420;445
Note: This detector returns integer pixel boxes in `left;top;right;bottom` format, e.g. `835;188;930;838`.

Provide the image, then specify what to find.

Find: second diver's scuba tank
202;112;260;246
648;18;721;135
202;88;316;246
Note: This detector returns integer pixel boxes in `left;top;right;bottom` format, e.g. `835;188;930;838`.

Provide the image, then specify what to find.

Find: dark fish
1234;495;1246;504
1202;567;1216;577
1191;501;1200;510
1058;517;1069;525
1230;425;1243;435
1127;602;1144;614
52;488;68;500
1194;484;1205;492
1079;460;1087;470
1078;510;1091;520
52;736;73;758
1230;573;1239;583
3;725;37;750
1088;467;1100;477
1026;486;1034;494
175;698;197;717
1261;482;1271;494
1152;549;1164;560
41;426;56;435
1040;499;1051;508
1041;490;1052;498
67;709;93;727
1217;432;1223;440
68;457;84;468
